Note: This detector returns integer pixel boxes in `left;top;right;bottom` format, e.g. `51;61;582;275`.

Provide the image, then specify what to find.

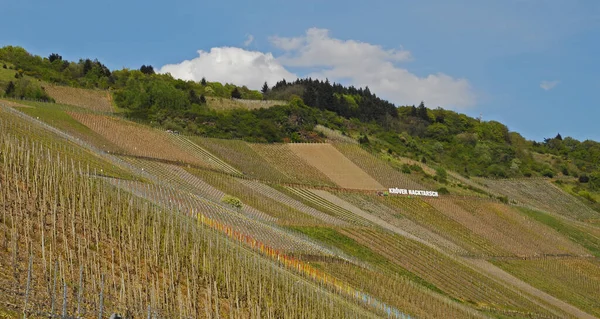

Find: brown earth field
288;143;384;190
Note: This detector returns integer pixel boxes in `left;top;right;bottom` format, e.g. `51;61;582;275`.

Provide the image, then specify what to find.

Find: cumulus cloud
243;34;254;47
271;28;412;67
540;80;559;91
158;47;296;90
159;28;476;109
270;28;475;109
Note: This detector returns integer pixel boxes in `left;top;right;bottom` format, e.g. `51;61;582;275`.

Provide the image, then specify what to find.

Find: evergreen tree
188;89;201;104
140;65;155;75
261;81;269;94
4;81;15;96
199;94;207;104
82;59;93;75
231;87;242;99
417;101;429;121
48;53;62;63
555;133;563;141
201;77;207;86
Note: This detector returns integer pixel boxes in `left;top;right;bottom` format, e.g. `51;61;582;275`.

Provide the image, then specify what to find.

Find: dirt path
462;258;598;319
289;143;384;190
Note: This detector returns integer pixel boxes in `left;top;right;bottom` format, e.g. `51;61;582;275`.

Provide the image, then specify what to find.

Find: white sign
388;188;439;197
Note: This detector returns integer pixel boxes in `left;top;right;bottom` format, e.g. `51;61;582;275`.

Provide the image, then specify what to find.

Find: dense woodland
1;45;599;196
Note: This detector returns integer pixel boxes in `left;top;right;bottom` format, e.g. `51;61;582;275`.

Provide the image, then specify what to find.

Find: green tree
261;81;269;94
4;81;15;96
231;87;242;99
435;167;448;183
201;77;207;86
48;53;62;63
140;65;155;75
417;101;429;121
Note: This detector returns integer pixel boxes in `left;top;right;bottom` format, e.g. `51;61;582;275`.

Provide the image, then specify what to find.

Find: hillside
0;46;600;318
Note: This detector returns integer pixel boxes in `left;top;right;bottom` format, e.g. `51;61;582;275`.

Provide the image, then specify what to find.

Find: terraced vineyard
69;112;234;172
0;104;133;179
333;192;469;254
288;143;384;190
492;258;600;317
283;187;372;226
184;168;323;226
478;178;600;223
3;101;600;318
44;84;114;112
190;137;289;181
0;129;380;318
338;228;567;318
239;179;349;226
106;177;332;256
424;197;590;257
250;143;337;186
333;143;425;189
377;196;505;256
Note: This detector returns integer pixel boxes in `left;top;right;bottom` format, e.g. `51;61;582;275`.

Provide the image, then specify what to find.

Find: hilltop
0;45;599;318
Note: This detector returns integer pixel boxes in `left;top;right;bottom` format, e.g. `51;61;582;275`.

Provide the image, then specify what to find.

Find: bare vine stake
99;274;105;319
23;254;32;319
77;265;83;317
51;260;58;316
62;279;67;318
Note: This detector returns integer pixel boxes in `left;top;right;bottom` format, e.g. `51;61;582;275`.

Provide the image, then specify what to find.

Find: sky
1;0;599;142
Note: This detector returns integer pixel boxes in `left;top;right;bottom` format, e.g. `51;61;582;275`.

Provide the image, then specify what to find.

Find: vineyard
0;130;383;318
44;85;114;113
423;198;590;257
492;258;600;317
336;228;566;318
332;143;425;189
68;112;233;172
250;143;337;186
477;178;600;223
1;100;600;319
288;143;384;190
190;137;290;181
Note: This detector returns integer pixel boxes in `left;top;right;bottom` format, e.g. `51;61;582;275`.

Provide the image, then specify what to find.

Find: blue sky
2;0;599;142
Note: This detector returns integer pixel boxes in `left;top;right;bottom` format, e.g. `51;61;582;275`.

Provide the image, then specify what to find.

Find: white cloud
243;34;254;47
159;28;476;109
271;28;412;67
271;28;475;109
540;80;559;91
158;47;296;90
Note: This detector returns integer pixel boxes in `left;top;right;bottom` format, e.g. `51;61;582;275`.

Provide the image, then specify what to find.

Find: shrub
541;169;554;178
410;164;424;173
358;134;370;144
401;164;411;174
497;196;509;204
435;167;448;183
578;191;596;203
221;195;243;209
579;175;590;183
437;187;450;195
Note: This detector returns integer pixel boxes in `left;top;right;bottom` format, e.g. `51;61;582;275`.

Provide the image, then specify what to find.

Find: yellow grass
45;84;113;112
